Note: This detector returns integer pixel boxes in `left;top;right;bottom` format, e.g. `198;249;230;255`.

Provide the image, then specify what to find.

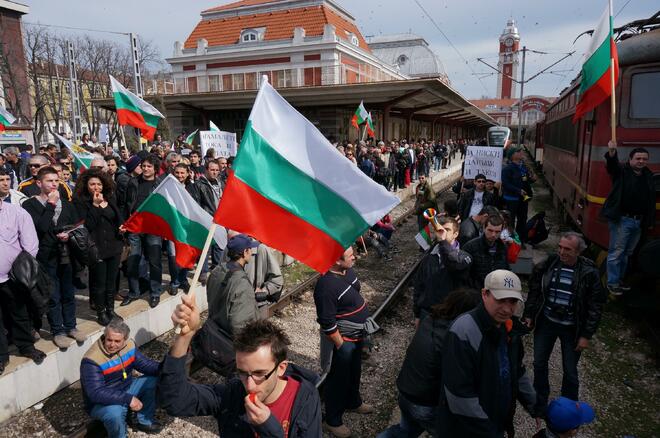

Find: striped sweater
80;337;160;411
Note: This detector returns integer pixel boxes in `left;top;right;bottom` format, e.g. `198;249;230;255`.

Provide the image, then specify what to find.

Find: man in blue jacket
160;292;322;437
501;146;535;243
80;320;161;437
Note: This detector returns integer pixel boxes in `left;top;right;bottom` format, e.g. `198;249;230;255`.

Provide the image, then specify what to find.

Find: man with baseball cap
207;234;261;337
533;397;595;438
440;269;537;437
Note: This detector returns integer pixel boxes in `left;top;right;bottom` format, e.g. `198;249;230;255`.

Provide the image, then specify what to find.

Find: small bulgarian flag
572;1;619;123
209;120;220;132
366;112;376;137
185;129;198;145
415;223;433;251
123;175;227;268
110;75;164;141
55;133;96;169
351;101;369;129
0;106;16;132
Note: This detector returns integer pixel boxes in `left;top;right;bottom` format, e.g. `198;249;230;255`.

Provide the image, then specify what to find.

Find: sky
22;0;657;99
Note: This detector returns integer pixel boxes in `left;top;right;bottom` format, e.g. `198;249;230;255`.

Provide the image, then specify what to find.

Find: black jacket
462;235;509;289
123;174;165;219
413;240;472;318
196;176;221;215
523;254;607;340
158;355;322;437
113;169;131;212
397;316;450;406
439;304;536;437
458;217;481;248
601;150;656;228
73;198;124;260
23;197;80;266
457;189;496;221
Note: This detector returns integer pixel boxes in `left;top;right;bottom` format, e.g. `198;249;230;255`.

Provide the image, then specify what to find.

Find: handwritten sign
199;130;237;158
463;146;504;182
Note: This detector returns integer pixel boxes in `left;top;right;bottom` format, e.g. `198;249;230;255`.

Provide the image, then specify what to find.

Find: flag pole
174;222;218;334
361;123;367;142
609;0;616;143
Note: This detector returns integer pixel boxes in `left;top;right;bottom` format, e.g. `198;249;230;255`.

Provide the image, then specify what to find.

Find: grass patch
282;262;316;286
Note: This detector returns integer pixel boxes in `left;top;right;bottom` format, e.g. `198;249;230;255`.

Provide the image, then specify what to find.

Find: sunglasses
29;163;42;168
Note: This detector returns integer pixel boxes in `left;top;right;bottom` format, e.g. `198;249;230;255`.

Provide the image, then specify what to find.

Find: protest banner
463;146;504;182
199;130;237;158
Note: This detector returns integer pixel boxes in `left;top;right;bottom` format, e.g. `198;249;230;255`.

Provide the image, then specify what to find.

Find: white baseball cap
484;270;523;301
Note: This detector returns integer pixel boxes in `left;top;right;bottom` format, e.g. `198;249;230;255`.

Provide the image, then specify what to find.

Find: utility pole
67;41;82;142
517;46;527;146
129;32;144;148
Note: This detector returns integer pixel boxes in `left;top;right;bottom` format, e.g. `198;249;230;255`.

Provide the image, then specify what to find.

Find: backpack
191;317;236;376
526;212;549;245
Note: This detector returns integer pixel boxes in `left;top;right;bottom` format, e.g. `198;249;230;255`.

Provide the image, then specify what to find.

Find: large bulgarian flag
351;101;369;129
0;106;16;132
214;79;400;272
366;112;376;138
572;1;619;123
55;133;96;169
123;174;227;269
109;75;164;141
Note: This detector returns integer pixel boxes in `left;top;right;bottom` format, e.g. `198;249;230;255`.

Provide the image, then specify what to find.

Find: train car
542;26;660;252
487;126;511;147
524;120;545;164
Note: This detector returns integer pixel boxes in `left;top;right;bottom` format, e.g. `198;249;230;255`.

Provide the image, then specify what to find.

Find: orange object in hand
248;393;257;404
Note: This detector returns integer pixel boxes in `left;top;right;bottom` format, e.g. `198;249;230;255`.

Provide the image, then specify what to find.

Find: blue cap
547;397;595;433
227;234;259;253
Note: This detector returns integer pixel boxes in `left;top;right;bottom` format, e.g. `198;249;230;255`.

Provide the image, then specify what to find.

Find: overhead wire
24;21;129;36
412;0;490;95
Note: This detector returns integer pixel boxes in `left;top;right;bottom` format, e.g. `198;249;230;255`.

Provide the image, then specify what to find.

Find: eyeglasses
236;362;280;384
28;163;42;168
346;153;353;157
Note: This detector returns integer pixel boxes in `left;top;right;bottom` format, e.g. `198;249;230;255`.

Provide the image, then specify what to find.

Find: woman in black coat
74;169;124;326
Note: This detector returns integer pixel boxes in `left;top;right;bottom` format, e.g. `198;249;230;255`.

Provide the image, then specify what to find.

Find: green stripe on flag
0;115;11;125
113;92;161;128
136;193;209;248
578;37;612;96
233;120;370;246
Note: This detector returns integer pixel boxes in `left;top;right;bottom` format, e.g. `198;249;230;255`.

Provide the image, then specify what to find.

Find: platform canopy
95;77;496;128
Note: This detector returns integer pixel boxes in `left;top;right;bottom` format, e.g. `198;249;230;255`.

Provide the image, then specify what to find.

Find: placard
463;146;504;182
199;130;237;158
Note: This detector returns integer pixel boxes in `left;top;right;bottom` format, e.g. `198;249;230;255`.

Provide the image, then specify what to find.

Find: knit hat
125;155;142;173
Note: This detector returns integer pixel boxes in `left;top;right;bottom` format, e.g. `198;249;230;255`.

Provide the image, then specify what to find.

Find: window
350;34;359;46
232;73;244;91
222;75;233;91
242;32;257;42
209;75;220;92
545;115;578;154
629;71;660;119
245;72;257;90
241;29;262;43
397;54;408;66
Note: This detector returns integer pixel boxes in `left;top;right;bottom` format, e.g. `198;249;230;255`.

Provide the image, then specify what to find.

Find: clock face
505;38;514;47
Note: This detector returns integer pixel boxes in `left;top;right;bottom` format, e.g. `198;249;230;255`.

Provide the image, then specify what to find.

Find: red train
537;26;660;255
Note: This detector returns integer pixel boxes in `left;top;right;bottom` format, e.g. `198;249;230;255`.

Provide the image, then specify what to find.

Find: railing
145;63;404;95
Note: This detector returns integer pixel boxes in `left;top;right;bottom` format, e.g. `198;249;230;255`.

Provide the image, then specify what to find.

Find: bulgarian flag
209;120;220;132
123;174;227;268
351;101;369;129
572;1;619;123
109;75;164;141
55;133;96;169
0;106;16;132
366;112;376;137
214;79;400;272
415;224;433;251
185;129;198;145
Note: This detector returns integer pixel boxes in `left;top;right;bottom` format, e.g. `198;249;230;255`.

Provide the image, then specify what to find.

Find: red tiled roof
203;0;280;13
184;4;371;52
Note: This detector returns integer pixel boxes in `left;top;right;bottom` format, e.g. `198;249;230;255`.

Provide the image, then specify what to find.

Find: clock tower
497;19;520;99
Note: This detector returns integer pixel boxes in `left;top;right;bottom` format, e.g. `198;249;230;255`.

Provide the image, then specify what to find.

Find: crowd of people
0;131;652;438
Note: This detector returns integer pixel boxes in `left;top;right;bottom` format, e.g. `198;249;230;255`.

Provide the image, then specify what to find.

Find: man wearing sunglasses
160;302;322;437
18;154;72;201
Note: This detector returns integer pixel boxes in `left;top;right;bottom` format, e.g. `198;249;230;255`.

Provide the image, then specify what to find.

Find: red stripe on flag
117;108;157;141
0;125;5;132
123;211;201;268
351;114;359;129
214;174;345;273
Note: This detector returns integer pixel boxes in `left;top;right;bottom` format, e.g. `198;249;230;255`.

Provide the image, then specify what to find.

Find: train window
630;72;660;119
544;115;578;155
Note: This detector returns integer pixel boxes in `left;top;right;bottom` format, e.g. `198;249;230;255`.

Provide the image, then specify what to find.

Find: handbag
68;226;99;266
191;318;236;376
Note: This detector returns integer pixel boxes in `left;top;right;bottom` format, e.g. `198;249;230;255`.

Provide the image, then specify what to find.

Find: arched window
397;54;408;66
241;30;259;43
350;34;359;46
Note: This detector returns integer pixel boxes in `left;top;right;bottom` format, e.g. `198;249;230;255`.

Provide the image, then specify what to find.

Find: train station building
98;0;495;141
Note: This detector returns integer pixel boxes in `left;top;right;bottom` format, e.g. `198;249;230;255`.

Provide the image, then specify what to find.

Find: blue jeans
324;340;363;427
89;376;157;438
533;315;581;410
201;243;223;275
377;393;438;437
45;263;76;336
607;217;642;286
126;233;162;298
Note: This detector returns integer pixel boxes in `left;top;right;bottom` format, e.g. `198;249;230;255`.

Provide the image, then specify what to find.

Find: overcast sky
23;0;657;99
